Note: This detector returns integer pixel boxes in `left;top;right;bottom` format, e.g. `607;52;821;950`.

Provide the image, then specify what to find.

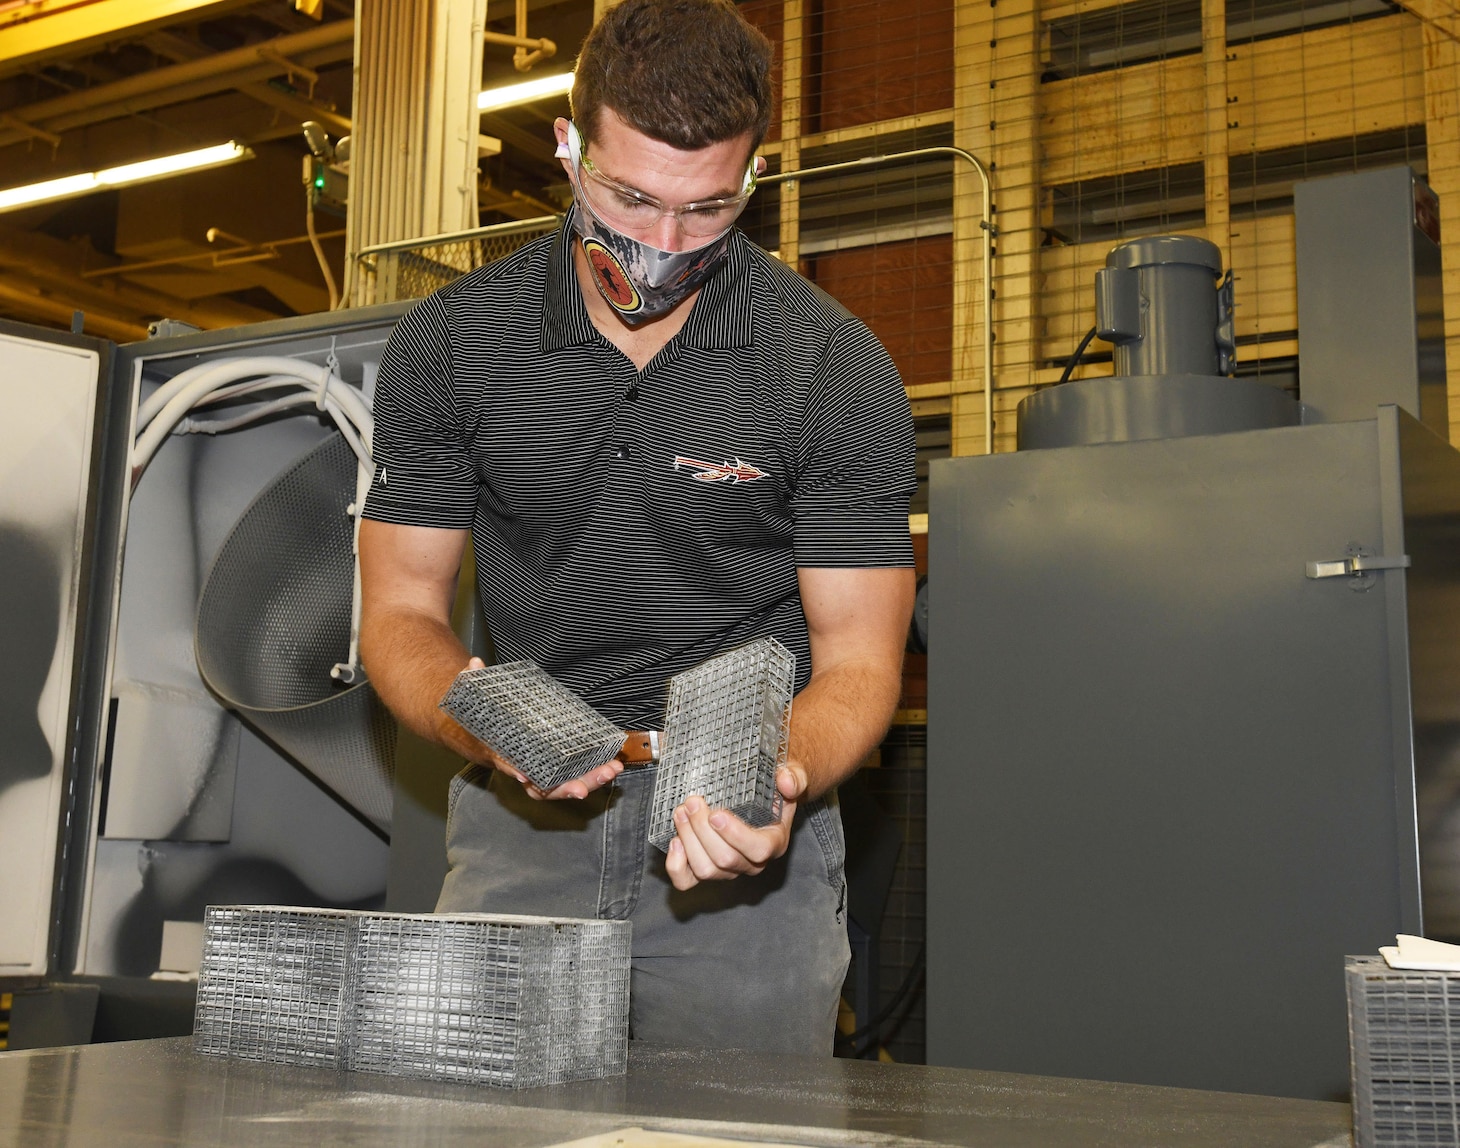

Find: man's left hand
665;764;807;890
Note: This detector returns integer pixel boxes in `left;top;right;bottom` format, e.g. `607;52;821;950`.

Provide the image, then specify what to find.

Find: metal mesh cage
195;434;396;834
1347;954;1460;1147
386;221;560;302
648;637;796;852
351;914;557;1086
194;906;630;1088
439;661;626;791
193;905;357;1068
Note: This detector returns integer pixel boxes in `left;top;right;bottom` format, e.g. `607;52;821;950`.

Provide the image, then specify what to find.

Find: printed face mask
561;123;740;326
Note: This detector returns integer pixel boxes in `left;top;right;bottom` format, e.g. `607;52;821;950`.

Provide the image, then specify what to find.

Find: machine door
0;321;111;976
928;417;1415;1099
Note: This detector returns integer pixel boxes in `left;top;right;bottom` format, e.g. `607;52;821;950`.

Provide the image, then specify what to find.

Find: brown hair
570;0;774;154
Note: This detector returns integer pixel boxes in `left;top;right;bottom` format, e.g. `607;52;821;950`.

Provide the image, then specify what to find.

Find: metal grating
648;637;795;852
1347;955;1460;1146
371;219;561;303
194;906;630;1088
439;661;627;791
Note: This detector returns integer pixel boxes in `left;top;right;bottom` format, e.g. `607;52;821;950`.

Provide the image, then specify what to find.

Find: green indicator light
314;174;326;188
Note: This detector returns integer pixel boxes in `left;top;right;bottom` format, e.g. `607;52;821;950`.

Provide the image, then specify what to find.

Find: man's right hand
441;656;625;801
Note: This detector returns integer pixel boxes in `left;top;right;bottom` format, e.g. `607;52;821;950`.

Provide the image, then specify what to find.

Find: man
359;0;915;1055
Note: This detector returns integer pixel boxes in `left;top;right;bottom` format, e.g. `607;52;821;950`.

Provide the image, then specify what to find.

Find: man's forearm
786;654;904;800
360;608;480;759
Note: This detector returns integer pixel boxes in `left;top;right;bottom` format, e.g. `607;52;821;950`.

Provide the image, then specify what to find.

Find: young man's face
555;109;758;254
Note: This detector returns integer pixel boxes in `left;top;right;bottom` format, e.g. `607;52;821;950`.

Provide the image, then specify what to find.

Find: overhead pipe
481;0;556;71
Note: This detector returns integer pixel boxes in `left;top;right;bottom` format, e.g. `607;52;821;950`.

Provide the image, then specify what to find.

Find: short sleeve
791;319;917;568
362;292;479;528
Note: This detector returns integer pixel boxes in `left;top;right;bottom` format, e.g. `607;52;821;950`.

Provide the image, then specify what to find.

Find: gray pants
438;763;851;1055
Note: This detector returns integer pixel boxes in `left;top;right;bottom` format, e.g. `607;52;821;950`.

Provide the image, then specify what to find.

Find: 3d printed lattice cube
194;905;630;1088
648;636;795;852
192;906;357;1068
1347;955;1460;1147
439;661;626;790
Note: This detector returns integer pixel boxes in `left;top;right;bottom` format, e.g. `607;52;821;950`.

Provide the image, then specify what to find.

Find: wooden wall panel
1226;16;1424;155
808;0;954;134
1038;238;1119;361
808;234;954;389
1423;22;1460;444
1041;55;1207;186
1228;212;1297;344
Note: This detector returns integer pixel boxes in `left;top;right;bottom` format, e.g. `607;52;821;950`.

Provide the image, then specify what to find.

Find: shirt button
614;444;631;461
626;385;639;401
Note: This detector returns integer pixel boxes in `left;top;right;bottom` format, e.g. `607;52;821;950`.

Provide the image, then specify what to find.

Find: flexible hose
132;358;374;484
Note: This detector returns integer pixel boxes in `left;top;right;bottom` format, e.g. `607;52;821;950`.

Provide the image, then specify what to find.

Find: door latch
1306;544;1410;591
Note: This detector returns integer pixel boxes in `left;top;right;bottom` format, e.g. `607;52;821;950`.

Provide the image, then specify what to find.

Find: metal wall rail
761;147;996;455
356;146;996;450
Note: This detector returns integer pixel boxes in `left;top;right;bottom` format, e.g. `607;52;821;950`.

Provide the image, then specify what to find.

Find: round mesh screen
196;434;396;834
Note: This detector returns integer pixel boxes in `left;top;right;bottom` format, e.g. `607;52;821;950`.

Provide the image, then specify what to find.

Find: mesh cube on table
193;905;358;1068
194;905;630;1088
1347;954;1460;1146
648;636;796;851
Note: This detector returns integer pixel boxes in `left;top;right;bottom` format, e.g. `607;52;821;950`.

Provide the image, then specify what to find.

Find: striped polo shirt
363;214;916;729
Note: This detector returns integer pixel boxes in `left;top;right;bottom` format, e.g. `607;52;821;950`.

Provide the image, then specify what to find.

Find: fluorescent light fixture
477;71;574;113
0;141;253;213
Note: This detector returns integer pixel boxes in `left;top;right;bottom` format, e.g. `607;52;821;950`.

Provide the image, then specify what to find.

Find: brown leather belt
618;730;662;765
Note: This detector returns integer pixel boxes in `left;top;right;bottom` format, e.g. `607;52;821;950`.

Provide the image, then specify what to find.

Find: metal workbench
0;1037;1351;1147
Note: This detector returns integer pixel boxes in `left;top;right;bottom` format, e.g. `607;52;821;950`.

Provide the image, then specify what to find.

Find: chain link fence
357;216;562;303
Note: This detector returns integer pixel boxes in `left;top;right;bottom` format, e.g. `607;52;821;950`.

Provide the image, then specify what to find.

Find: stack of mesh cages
648;637;796;851
195;906;630;1087
439;661;626;790
1346;954;1460;1145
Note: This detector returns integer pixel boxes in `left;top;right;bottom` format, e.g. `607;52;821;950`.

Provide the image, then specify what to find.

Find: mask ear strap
555;120;583;162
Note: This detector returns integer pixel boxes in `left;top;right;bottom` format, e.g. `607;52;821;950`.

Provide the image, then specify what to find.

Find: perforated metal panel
195;434;397;833
648;637;795;851
438;661;626;790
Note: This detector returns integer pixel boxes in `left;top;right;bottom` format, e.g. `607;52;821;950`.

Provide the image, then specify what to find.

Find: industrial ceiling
0;0;584;341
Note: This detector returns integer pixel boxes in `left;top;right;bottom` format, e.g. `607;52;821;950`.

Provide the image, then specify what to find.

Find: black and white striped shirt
364;215;916;728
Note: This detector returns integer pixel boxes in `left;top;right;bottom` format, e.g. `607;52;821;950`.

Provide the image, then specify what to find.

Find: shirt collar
540;207;754;354
541;209;598;353
676;228;754;351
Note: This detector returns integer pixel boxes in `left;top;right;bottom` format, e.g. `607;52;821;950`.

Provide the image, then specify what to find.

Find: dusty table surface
0;1036;1352;1147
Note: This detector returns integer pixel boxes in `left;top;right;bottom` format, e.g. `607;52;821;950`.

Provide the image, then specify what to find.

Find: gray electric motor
1018;235;1300;449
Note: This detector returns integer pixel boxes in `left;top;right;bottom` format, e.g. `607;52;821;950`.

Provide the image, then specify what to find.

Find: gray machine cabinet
0;305;465;988
927;407;1460;1100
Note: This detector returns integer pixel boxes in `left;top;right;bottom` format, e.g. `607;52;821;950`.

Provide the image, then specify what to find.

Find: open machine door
0;320;114;977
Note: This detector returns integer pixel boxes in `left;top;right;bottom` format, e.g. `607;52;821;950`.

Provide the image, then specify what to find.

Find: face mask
561;125;736;326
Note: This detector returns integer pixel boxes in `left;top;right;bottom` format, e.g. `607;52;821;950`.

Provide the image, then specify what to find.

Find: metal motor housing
1017;234;1300;450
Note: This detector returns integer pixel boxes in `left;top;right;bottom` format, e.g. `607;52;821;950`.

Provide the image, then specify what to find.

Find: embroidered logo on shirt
672;455;769;484
377;466;388;486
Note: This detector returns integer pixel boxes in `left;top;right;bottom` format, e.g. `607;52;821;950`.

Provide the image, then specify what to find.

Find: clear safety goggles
568;121;758;239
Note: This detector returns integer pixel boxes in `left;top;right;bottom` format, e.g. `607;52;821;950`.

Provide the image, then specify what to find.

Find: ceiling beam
0;19;354;150
144;30;352;137
0;0;259;80
0;222;279;329
0;277;150;342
